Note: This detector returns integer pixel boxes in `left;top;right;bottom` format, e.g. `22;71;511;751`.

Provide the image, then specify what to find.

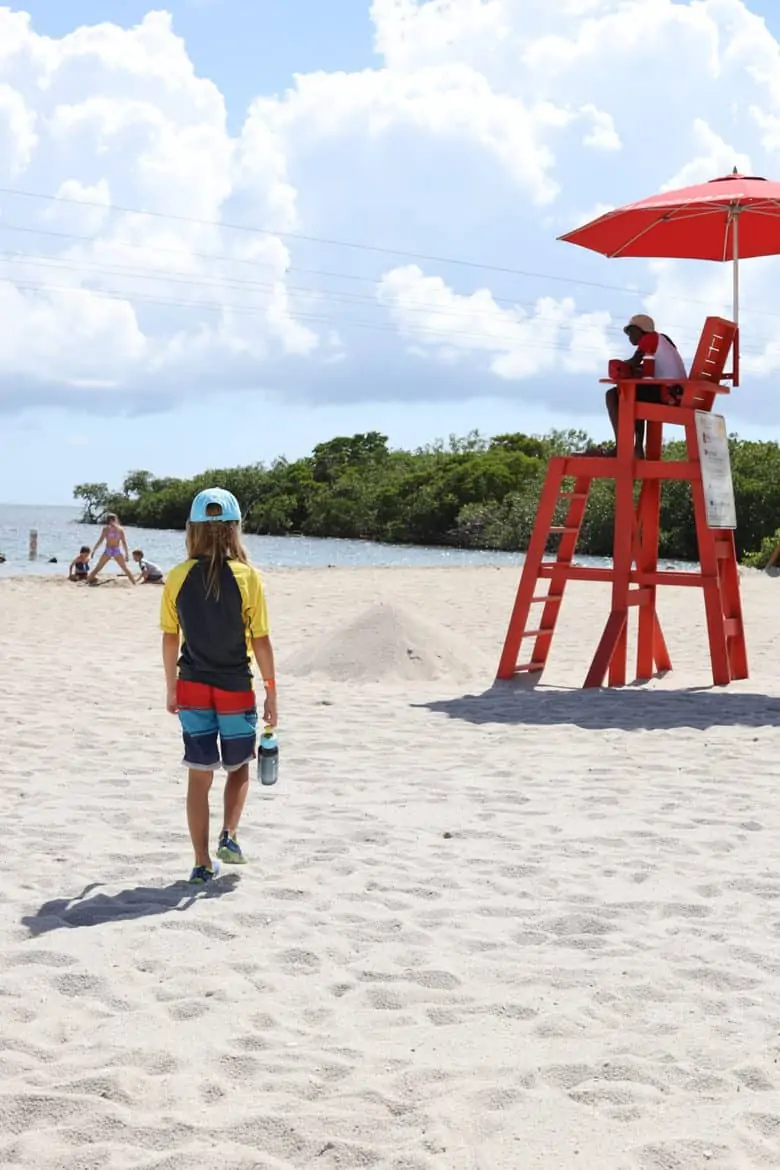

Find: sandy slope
1;566;780;1169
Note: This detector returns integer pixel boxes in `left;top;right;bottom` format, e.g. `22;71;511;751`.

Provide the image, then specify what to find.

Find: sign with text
695;411;736;529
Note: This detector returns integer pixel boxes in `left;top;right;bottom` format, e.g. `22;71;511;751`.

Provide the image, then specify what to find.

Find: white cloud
0;83;37;175
579;105;621;151
377;263;613;378
661;119;752;190
45;177;111;234
0;8;318;409
1;1;780;418
370;0;510;72
245;65;578;207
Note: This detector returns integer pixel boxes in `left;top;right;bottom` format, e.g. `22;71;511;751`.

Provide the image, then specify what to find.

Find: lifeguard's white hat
624;313;655;334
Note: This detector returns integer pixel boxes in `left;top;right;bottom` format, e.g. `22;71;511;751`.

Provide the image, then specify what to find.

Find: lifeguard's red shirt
635;331;687;379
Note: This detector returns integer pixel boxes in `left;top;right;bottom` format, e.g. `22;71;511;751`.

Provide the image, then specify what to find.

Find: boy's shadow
22;875;239;935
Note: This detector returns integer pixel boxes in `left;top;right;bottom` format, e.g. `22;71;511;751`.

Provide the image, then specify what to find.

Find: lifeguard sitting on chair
605;313;687;458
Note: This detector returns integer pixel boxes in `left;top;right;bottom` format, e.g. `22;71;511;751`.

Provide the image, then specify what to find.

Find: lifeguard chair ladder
497;317;747;688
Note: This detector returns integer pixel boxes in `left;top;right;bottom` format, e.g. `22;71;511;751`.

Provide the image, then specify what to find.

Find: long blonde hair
186;508;249;598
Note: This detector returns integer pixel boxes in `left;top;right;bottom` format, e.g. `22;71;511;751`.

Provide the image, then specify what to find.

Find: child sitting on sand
132;549;164;584
68;546;91;582
160;487;277;884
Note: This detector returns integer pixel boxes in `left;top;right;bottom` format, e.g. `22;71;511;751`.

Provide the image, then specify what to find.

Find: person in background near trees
160;487;277;884
132;549;165;584
69;546;92;582
88;513;136;585
605;313;687;458
764;541;780;571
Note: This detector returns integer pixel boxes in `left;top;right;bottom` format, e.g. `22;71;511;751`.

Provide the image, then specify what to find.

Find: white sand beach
2;565;780;1169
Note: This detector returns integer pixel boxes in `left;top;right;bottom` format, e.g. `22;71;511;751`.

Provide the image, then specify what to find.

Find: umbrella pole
732;211;740;387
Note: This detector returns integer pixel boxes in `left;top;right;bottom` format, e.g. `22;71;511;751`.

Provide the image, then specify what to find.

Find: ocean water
0;502;543;576
0;503;698;577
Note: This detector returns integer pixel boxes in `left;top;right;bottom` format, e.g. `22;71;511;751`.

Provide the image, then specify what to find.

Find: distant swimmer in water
87;513;136;585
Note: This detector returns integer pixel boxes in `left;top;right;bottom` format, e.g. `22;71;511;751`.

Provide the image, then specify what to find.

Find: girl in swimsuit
87;513;136;585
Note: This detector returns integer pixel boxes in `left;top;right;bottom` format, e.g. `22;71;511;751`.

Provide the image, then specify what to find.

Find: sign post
694;412;737;530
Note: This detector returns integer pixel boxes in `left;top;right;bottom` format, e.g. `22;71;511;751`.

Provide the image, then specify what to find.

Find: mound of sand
280;600;475;682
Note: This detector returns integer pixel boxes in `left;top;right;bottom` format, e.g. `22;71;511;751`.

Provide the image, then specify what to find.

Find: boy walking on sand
160;487;277;884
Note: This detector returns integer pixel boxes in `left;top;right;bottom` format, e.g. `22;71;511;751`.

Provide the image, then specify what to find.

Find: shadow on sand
417;682;780;732
22;874;239;935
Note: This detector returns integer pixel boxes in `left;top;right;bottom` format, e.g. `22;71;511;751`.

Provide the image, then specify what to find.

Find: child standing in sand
88;514;136;585
160;487;277;884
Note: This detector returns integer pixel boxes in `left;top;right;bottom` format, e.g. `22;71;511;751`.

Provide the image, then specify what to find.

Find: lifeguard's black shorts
634;384;663;404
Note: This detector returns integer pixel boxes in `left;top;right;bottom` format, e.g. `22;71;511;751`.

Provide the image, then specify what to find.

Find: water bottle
258;727;279;786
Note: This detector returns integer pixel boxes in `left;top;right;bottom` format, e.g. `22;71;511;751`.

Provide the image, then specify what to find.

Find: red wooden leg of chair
608;619;629;688
633;490;672;674
718;530;748;679
609;386;636;687
646;418;671;672
586;611;628;689
586;383;634;688
636;419;662;680
652;614;672;673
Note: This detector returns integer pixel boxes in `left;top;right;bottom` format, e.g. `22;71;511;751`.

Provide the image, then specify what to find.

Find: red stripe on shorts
212;687;255;713
176;680;211;709
176;679;254;712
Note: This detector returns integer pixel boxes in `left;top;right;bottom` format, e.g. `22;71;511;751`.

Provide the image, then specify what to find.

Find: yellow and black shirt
160;558;269;691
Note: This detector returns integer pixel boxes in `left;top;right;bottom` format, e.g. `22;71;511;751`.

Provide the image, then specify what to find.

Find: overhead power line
2;273;773;360
1;183;614;279
0;275;622;354
0;185;775;359
0;185;772;313
0;248;644;341
0;246;773;354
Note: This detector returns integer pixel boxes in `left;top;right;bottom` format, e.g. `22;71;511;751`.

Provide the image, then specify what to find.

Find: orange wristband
263;678;276;689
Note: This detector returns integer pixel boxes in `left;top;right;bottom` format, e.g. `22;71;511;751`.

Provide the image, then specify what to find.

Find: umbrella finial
732;165;739;174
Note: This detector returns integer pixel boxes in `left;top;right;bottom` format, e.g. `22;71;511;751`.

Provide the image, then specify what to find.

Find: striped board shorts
176;680;257;772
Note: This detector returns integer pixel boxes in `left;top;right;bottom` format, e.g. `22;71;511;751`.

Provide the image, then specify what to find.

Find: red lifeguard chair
497;317;747;688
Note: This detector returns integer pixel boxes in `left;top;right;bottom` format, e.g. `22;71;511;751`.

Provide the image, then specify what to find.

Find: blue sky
2;0;780;504
16;0;378;128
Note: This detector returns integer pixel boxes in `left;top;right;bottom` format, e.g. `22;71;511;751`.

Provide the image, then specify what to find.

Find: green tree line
73;428;780;565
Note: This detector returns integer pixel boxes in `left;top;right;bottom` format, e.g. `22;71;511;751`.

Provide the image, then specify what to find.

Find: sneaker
188;861;220;884
217;831;246;865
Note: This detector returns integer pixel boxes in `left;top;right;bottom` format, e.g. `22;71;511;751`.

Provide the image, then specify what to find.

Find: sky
2;0;780;503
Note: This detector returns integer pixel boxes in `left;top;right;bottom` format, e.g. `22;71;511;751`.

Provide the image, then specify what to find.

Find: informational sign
695;411;736;529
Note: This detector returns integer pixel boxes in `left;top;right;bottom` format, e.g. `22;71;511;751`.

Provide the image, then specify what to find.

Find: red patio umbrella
559;168;780;383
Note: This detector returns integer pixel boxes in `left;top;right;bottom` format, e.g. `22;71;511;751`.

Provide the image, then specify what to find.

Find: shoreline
0;554;715;581
0;507;710;572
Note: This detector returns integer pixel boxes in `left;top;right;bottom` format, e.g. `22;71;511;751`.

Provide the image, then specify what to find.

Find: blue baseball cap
189;487;242;523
